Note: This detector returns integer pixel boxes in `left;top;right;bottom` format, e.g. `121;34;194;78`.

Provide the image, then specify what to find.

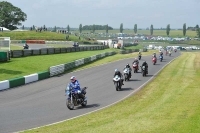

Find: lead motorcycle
113;75;122;91
65;84;87;110
123;68;131;81
138;54;142;60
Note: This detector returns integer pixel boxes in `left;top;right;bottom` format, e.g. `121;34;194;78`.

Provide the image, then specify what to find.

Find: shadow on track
120;87;133;91
76;104;100;110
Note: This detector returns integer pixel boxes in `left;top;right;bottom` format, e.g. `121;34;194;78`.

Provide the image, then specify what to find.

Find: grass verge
0;47;153;81
22;52;200;133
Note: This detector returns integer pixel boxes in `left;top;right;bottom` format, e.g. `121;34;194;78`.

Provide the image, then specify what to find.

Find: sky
4;0;200;29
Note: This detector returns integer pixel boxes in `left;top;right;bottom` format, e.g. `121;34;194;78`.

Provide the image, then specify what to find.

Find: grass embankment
22;52;200;133
0;31;81;41
0;46;151;81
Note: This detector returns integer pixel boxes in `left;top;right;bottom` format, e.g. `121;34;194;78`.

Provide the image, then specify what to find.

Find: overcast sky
5;0;200;29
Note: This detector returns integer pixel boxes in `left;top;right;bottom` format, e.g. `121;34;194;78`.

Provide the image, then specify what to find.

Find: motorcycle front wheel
66;100;74;110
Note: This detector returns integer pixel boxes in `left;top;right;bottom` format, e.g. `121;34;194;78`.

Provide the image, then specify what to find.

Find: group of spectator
57;30;70;34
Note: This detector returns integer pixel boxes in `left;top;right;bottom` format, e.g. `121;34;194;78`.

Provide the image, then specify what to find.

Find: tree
150;24;153;35
197;28;200;38
92;24;95;33
79;24;82;34
43;25;46;30
67;25;70;33
22;25;24;30
0;1;27;30
196;25;199;31
53;26;57;32
134;24;137;34
120;23;123;33
106;24;108;34
183;23;186;36
166;24;170;36
33;25;35;30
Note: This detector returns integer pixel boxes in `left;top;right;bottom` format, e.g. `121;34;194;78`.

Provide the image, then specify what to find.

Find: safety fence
0;51;116;90
11;45;108;58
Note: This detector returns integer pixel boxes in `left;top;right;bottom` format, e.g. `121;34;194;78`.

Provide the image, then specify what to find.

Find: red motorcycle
152;57;157;65
132;62;139;73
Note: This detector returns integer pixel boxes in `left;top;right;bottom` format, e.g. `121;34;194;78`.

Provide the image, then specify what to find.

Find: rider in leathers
113;69;124;85
68;76;84;100
141;61;148;74
124;64;132;77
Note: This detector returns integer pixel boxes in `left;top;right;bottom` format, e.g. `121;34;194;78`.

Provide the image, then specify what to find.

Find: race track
0;52;180;133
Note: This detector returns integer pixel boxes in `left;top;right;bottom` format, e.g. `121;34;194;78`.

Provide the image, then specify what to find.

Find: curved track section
0;52;180;133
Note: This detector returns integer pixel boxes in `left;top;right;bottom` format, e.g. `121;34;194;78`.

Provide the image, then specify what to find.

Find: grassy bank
22;52;200;133
0;31;81;41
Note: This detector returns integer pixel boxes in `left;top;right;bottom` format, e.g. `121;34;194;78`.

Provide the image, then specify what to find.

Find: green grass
21;52;200;133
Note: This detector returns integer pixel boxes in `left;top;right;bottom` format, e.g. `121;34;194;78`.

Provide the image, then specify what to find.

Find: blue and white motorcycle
65;84;87;110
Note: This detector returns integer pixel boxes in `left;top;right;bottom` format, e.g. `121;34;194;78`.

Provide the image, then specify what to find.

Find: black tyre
115;82;118;91
66;100;74;110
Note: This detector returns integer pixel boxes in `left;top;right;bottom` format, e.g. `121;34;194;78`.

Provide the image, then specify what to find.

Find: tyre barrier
50;51;116;76
0;71;50;91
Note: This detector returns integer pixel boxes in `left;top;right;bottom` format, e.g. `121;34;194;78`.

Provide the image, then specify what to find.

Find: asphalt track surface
0;52;180;133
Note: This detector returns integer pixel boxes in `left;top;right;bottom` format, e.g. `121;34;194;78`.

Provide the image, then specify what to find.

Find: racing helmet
115;69;118;72
70;76;76;82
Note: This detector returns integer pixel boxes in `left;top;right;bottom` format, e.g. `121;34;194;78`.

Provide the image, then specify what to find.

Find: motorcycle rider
68;76;85;100
124;64;132;77
23;43;29;49
152;52;156;58
113;69;124;85
133;58;139;70
141;61;148;74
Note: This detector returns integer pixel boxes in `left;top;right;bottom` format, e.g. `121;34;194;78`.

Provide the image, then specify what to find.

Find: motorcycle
152;57;157;65
123;68;131;81
174;49;177;52
65;84;87;110
169;52;171;56
138;54;141;60
132;62;139;73
140;66;147;77
23;45;29;49
113;75;122;91
159;55;163;62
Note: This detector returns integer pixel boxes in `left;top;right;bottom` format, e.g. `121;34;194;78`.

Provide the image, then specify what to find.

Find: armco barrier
61;48;66;53
38;71;49;80
9;77;25;88
32;49;40;55
24;73;38;84
41;48;48;55
47;48;55;54
55;48;61;54
23;50;32;56
0;80;9;90
11;50;23;57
